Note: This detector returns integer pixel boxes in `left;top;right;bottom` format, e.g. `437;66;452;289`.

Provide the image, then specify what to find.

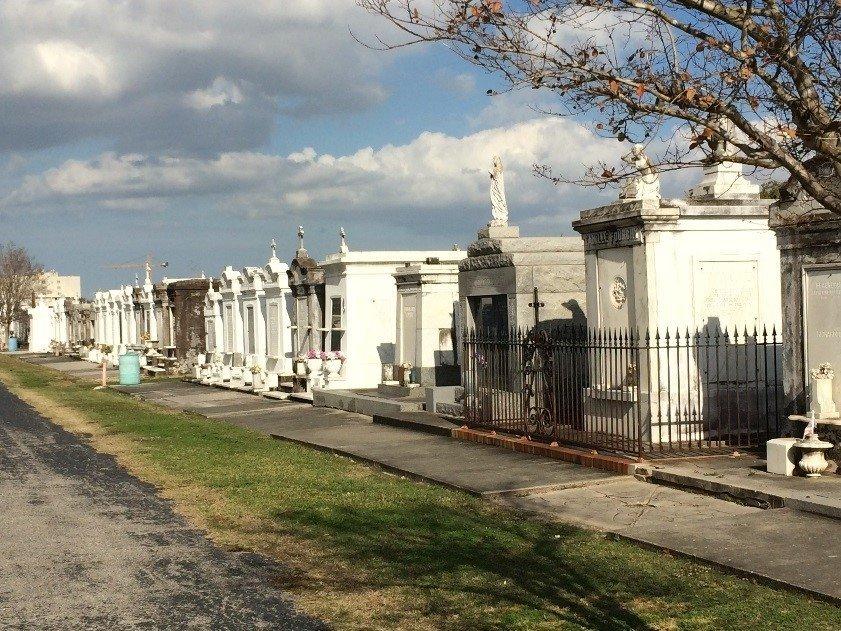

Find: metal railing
461;325;783;457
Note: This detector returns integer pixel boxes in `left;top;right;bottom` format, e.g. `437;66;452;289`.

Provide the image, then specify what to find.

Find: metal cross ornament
528;286;545;324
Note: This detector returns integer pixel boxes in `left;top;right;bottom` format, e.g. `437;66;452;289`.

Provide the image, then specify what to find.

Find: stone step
372;411;459;437
313;388;423;417
634;463;841;520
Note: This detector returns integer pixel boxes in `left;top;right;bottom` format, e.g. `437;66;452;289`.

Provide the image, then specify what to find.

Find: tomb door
470;295;508;336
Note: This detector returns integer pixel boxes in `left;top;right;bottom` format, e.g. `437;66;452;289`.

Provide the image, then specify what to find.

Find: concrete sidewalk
10;355;841;602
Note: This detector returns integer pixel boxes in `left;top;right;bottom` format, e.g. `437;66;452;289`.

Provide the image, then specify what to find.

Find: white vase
810;378;838;419
306;358;322;375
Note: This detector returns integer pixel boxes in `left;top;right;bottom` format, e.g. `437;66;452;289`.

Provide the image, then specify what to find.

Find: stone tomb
459;225;587;332
394;261;462;386
318;235;466;390
216;243;294;389
458;156;586;333
166;278;210;364
572;162;781;445
286;227;326;392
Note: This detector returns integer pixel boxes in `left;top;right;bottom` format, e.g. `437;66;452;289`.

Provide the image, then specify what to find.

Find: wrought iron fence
461;325;783;457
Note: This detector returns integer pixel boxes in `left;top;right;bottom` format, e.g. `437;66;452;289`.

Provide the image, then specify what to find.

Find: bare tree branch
359;0;841;212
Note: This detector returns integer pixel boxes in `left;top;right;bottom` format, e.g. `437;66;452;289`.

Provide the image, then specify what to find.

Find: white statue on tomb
489;155;509;226
620;144;661;200
339;227;349;254
144;261;152;284
270;238;278;260
297;226;305;252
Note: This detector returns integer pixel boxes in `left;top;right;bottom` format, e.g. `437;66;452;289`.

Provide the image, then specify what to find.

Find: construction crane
105;253;169;285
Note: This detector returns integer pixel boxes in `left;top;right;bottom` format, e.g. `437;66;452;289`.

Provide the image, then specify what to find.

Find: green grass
1;355;839;630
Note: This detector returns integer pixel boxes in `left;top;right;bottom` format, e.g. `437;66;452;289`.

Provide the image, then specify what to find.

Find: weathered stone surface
168;279;210;362
771;198;841;461
458;253;515;272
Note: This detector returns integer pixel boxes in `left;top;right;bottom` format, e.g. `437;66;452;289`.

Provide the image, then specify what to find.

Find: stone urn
306;358;322;375
252;371;264;390
324;359;342;381
796;435;835;477
294;360;307;377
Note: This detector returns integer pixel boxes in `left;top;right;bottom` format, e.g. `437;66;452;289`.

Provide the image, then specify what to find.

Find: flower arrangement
306;349;320;360
249;364;263;375
99;344;113;354
320;350;346;362
810;362;835;380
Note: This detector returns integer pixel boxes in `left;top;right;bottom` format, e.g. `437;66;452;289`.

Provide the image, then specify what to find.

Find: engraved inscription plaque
804;266;841;401
267;303;279;356
695;260;759;332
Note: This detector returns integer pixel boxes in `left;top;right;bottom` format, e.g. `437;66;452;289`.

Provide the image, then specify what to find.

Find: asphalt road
0;380;326;630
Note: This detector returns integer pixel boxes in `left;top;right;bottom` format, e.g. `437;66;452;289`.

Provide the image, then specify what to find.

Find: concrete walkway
10;354;841;602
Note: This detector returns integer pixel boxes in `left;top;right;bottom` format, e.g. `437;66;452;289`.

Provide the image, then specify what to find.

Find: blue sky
0;1;697;294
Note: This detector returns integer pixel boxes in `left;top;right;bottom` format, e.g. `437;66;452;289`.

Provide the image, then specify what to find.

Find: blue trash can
7;336;18;351
118;352;141;386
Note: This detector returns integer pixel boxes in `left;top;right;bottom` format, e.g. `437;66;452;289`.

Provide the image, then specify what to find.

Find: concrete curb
605;531;840;605
632;463;841;520
372;411;458;437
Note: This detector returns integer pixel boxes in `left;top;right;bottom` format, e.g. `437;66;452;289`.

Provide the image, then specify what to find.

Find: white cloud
3;117;618;227
184;77;244;110
0;0;392;153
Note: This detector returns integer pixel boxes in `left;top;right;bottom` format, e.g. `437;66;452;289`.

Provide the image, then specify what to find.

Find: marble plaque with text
804;267;841;400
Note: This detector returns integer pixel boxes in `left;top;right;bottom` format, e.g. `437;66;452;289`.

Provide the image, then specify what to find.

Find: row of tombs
54;150;841;455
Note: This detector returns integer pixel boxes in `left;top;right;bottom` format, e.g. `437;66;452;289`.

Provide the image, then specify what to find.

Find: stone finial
339;227;349;254
686;118;760;200
489;155;509;227
297;226;305;251
270;237;277;259
619;144;661;201
452;243;460;251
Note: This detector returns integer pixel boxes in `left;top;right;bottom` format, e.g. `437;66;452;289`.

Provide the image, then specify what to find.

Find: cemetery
35;151;838;477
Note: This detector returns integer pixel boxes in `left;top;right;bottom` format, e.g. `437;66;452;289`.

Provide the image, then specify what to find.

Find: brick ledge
453;427;637;475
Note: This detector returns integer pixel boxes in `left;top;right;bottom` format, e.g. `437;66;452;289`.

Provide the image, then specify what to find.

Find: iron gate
462;325;783;457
